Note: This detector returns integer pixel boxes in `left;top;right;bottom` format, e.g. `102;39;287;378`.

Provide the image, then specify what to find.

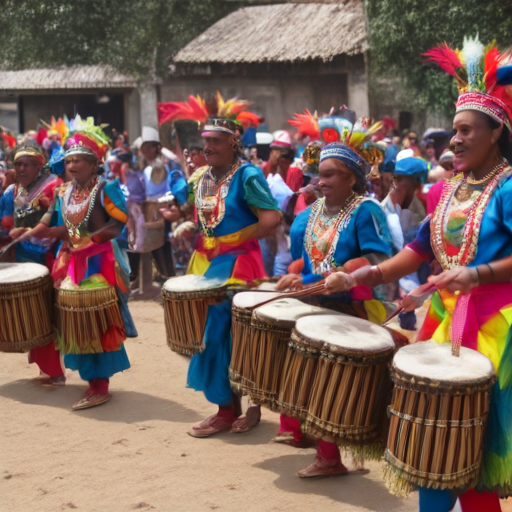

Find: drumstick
383;281;438;325
0;239;18;257
246;281;326;311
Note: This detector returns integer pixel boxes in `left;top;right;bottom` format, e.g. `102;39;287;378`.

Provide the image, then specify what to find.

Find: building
0;65;159;138
162;2;369;133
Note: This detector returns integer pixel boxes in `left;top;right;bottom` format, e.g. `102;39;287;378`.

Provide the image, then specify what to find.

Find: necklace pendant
455;181;472;202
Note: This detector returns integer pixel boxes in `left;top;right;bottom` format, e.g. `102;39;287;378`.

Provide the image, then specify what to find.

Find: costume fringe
56;286;125;354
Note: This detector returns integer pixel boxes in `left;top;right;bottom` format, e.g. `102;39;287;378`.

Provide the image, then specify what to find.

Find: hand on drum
324;272;355;294
428;266;479;295
275;273;303;291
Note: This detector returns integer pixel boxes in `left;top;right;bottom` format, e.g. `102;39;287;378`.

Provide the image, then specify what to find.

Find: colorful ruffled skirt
418;283;512;496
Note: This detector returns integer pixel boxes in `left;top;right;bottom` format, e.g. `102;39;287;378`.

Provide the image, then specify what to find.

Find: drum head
254;299;336;328
232;291;281;309
295;314;394;352
393;342;495;382
0;262;48;283
255;282;278;291
162;274;225;293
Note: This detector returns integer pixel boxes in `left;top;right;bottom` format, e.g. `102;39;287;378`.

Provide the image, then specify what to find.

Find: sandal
39;375;66;387
229;405;261;434
188;414;235;438
72;393;112;411
298;458;369;479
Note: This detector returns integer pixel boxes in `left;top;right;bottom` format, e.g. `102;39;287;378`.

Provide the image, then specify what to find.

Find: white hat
132;136;142;149
270;130;292;149
141;126;160;144
396;148;415;161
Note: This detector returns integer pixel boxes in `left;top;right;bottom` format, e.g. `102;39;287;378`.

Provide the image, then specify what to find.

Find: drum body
384;342;495;496
297;315;395;454
56;285;125;354
162;275;227;356
0;263;54;353
230;291;281;397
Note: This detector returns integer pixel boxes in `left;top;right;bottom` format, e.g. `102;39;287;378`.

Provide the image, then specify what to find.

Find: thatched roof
0;65;137;91
174;2;368;64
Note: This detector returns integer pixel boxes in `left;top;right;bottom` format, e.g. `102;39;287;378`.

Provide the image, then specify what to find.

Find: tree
366;0;512;116
0;0;242;79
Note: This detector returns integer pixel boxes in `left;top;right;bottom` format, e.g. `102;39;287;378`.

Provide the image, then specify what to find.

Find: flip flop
72;393;112;411
187;414;236;438
298;463;370;479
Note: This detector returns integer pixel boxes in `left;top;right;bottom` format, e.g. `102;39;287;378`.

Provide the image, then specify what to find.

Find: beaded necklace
304;193;365;274
195;159;240;237
63;177;100;240
431;160;510;270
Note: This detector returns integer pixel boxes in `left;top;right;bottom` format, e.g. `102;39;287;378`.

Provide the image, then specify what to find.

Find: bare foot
297;458;369;479
229;404;261;434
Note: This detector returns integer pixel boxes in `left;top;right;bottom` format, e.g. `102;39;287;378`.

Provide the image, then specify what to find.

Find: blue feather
497;64;512;86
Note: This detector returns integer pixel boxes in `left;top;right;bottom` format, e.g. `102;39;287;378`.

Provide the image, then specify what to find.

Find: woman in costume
276;110;394;478
0;145;64;384
24;117;137;410
325;38;512;511
159;94;282;437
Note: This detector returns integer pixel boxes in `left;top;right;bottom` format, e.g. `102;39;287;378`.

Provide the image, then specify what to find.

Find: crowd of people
1;36;512;512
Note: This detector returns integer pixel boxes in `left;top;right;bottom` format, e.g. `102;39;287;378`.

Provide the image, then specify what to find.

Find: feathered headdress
41;116;69;141
64;115;110;162
320;115;384;179
158;91;259;135
424;37;512;130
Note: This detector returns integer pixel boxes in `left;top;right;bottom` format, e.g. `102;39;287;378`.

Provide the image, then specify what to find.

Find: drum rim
0;271;51;290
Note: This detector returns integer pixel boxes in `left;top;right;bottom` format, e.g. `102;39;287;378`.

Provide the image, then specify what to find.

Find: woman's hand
324;272;356;293
160;205;181;223
8;227;30;240
427;266;479;294
275;273;303;291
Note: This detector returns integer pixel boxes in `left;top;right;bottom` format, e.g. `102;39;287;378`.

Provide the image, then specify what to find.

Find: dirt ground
1;300;510;512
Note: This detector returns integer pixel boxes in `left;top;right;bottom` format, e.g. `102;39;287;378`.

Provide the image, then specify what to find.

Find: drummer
324;38;512;512
16;119;137;410
183;116;281;437
0;145;64;385
276;110;393;478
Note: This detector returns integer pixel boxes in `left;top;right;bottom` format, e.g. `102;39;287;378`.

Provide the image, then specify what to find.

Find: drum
56;284;125;354
162;275;227;356
230;291;281;396
248;300;336;409
0;262;54;353
298;315;395;455
384;342;495;496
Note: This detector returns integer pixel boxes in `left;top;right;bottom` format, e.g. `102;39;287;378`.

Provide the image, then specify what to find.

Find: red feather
237;111;261;128
288;109;320;139
158;95;208;125
423;43;463;79
485;48;500;91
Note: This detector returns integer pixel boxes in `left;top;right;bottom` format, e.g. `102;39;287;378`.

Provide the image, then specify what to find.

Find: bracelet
486;263;495;282
474;266;481;285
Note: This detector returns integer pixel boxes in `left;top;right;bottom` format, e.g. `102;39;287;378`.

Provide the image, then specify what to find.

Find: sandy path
0;300;507;512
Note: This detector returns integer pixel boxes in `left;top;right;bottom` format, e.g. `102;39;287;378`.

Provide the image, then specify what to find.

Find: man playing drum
0;145;64;384
180;111;281;437
325;38;512;512
276;110;393;478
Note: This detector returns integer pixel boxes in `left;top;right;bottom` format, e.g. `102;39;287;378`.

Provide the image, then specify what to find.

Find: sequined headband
201;118;242;136
13;147;45;165
456;92;512;132
65;141;98;160
319;143;370;179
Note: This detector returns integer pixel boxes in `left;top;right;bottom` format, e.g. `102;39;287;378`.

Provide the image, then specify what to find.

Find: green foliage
0;0;242;78
367;0;512;115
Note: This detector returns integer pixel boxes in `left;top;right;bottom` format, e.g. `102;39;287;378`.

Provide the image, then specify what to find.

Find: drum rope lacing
387;406;486;428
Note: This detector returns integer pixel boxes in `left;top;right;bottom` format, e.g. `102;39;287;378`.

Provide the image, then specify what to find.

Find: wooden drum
243;299;334;409
162;275;227;356
56;284;126;354
230;291;281;397
384;342;495;496
300;315;395;457
0;262;54;353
